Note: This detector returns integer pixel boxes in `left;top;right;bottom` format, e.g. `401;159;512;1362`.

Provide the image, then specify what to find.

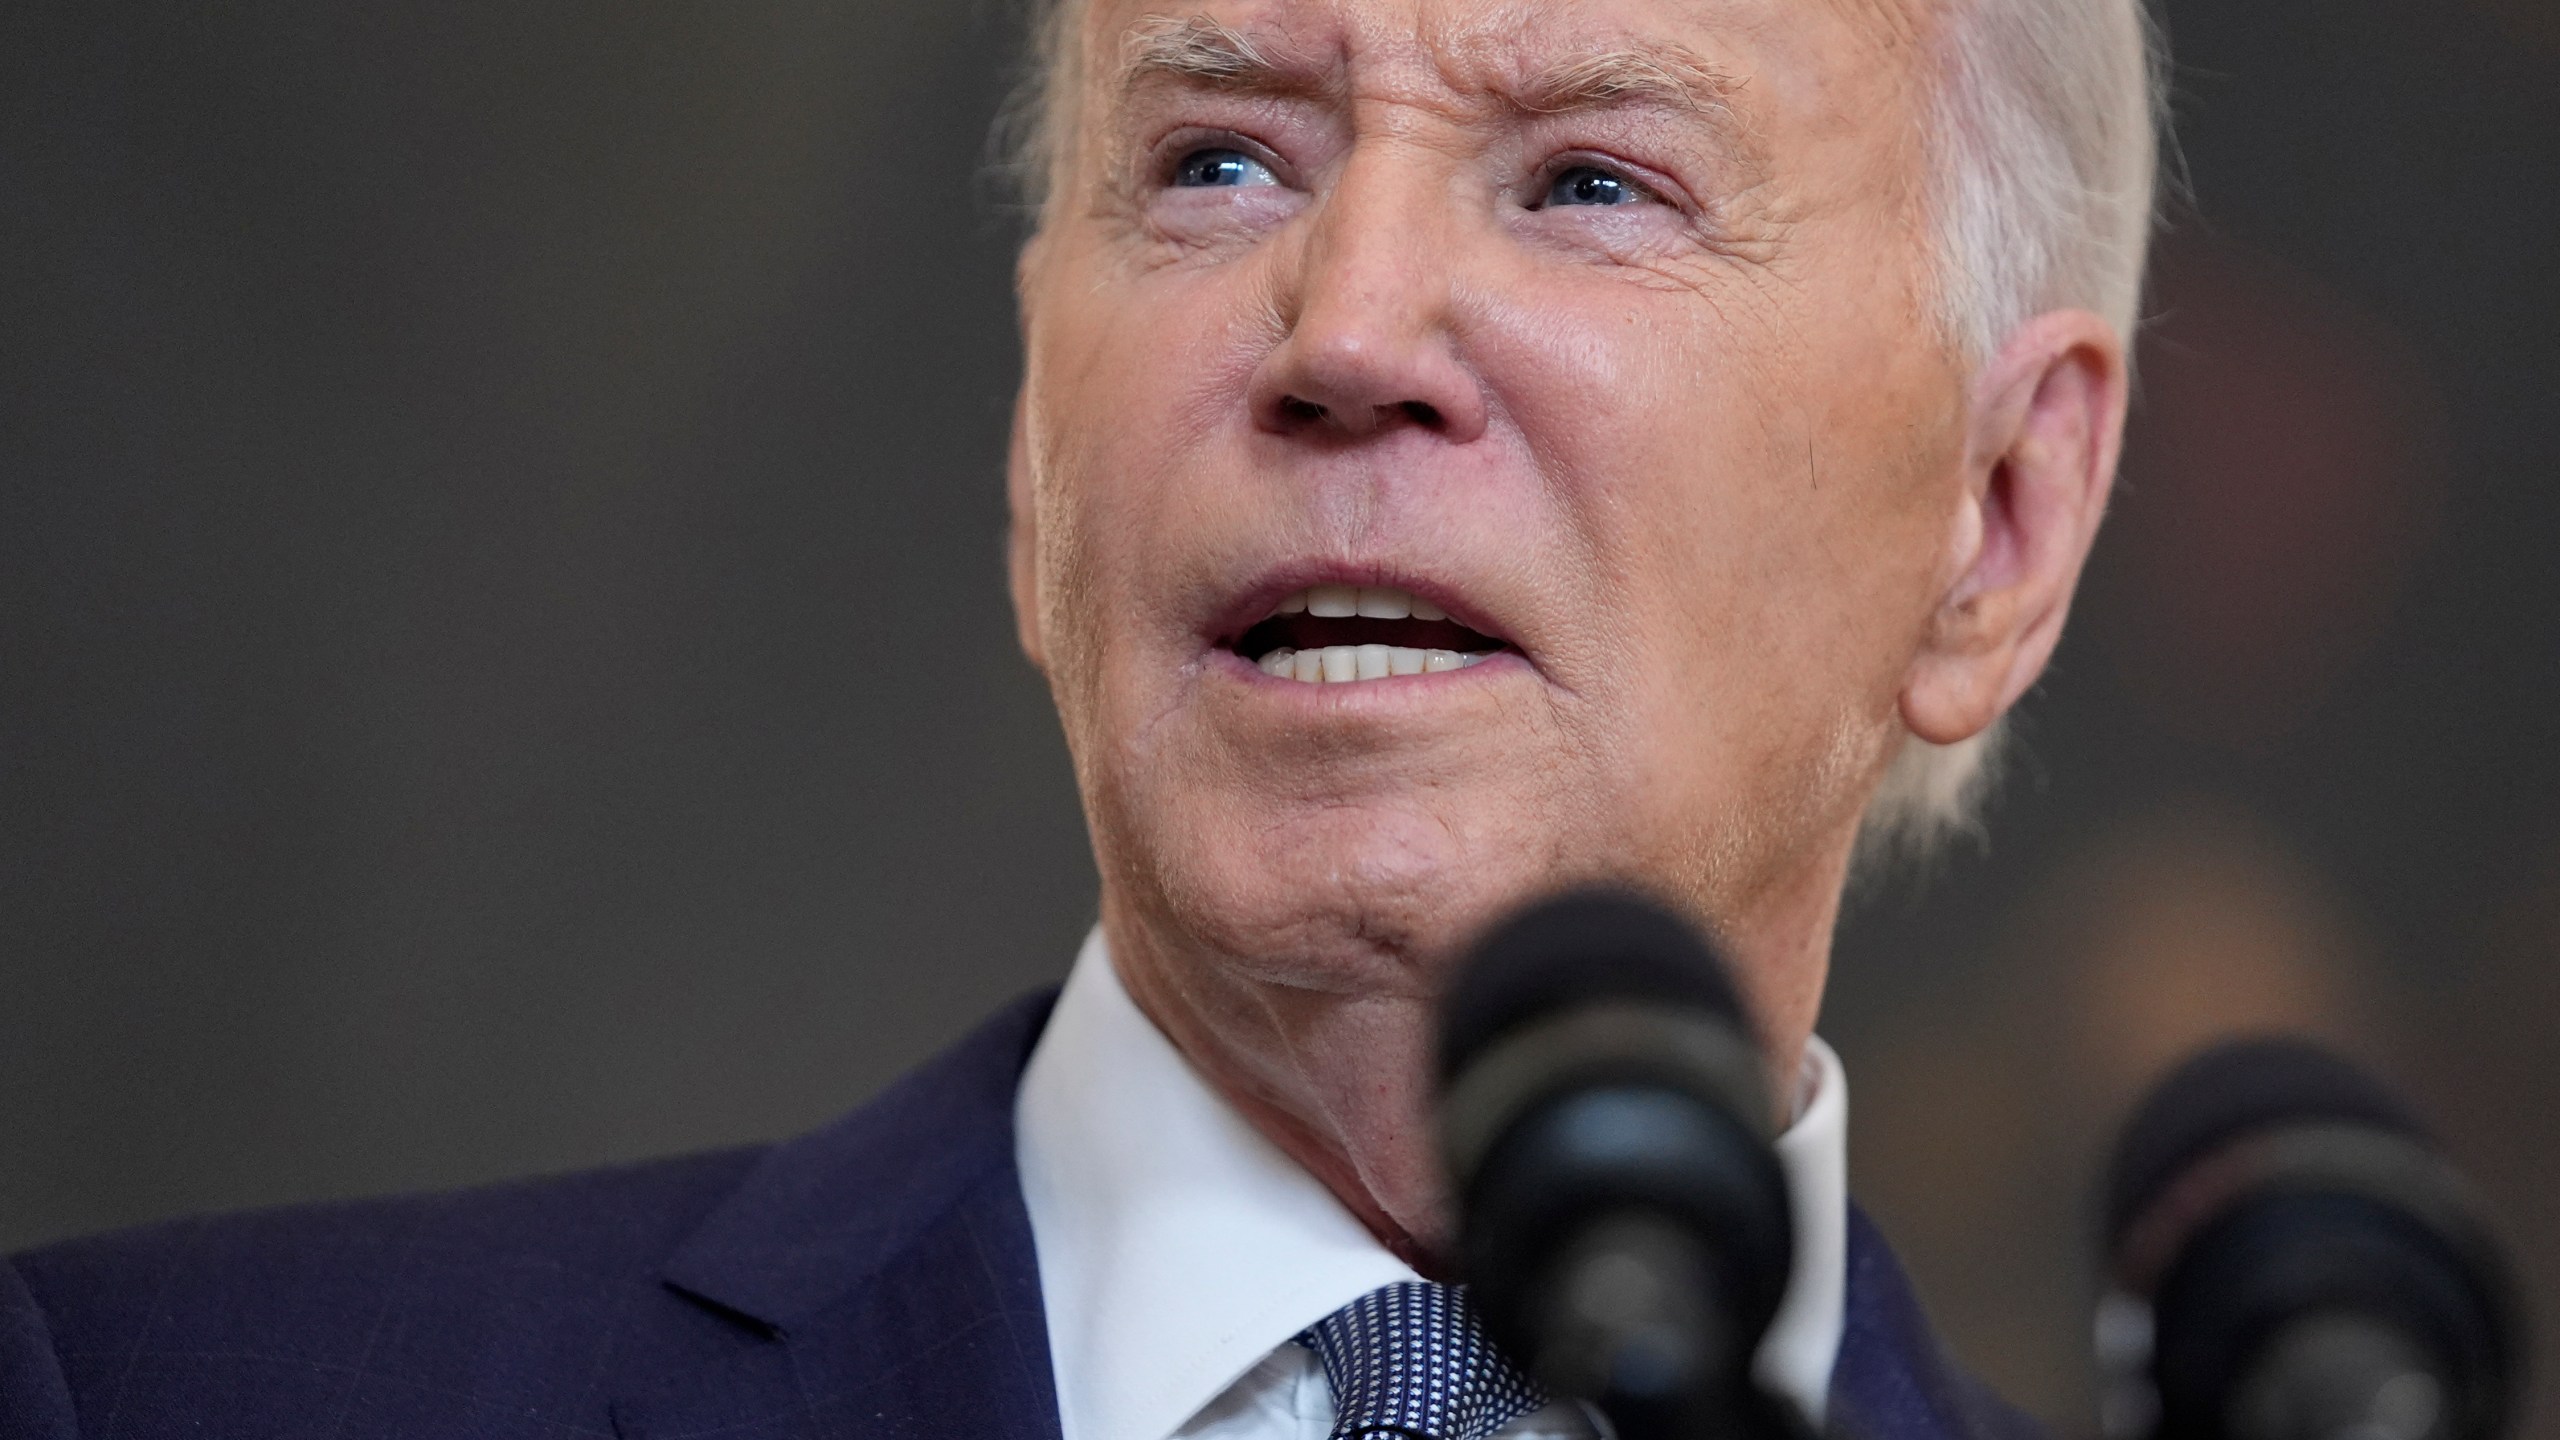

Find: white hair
1000;0;2165;869
1860;0;2164;867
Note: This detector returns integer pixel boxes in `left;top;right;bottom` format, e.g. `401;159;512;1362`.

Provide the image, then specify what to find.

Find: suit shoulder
0;994;1062;1436
14;1144;765;1306
5;1146;764;1435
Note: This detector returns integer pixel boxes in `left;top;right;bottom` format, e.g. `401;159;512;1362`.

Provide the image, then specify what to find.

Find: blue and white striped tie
1295;1280;1551;1439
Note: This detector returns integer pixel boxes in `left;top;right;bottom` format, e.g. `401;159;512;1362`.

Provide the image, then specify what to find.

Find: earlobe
1007;393;1048;673
1901;309;2130;745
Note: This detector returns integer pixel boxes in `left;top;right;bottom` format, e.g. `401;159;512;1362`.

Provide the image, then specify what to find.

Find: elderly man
0;0;2157;1436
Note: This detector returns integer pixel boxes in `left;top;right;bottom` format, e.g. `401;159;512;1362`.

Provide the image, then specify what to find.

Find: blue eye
1174;147;1279;188
1543;165;1645;207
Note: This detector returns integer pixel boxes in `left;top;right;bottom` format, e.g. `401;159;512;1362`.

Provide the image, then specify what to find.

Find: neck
1095;847;1853;1259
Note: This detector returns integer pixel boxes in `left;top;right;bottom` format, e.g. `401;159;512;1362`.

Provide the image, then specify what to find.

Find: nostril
1400;400;1443;429
1279;395;1328;423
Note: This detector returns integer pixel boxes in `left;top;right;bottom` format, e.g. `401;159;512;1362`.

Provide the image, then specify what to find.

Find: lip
1202;564;1521;656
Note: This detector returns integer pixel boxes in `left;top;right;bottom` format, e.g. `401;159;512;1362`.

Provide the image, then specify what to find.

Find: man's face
1014;0;1968;1022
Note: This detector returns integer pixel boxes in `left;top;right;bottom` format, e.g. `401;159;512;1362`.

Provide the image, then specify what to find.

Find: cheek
1465;263;1957;800
1045;237;1290;465
1471;271;1840;645
1039;232;1280;445
1025;263;1270;638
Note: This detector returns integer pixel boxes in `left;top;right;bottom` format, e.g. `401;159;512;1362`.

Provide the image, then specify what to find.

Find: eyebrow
1513;45;1743;120
1115;14;1743;122
1118;14;1327;100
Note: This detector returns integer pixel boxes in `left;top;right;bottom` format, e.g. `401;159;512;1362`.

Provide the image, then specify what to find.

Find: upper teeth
1256;584;1488;685
1277;585;1447;622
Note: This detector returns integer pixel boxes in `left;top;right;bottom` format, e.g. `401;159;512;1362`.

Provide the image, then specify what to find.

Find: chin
1128;784;1595;997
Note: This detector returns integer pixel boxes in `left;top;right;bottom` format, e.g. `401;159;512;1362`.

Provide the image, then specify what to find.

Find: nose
1248;153;1489;444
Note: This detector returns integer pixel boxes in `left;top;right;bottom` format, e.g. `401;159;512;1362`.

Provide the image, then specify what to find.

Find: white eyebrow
1514;45;1745;119
1107;14;1763;178
1116;14;1323;99
1115;16;1740;117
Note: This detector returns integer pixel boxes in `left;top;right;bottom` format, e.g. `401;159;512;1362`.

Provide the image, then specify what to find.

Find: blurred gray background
5;0;2556;1432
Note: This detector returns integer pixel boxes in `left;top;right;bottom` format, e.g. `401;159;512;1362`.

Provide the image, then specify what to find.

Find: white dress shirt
1016;929;1849;1440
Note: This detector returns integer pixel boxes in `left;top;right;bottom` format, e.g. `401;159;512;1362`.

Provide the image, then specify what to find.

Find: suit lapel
611;991;2041;1440
1828;1206;2042;1440
613;991;1065;1440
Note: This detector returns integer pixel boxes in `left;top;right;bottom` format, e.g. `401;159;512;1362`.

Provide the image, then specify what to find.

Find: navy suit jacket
1;992;2039;1440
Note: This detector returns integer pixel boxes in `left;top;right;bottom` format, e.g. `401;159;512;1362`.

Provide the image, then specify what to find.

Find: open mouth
1230;584;1512;684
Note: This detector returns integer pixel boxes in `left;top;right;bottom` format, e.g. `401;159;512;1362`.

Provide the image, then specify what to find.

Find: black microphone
2098;1037;2524;1440
1437;887;1808;1440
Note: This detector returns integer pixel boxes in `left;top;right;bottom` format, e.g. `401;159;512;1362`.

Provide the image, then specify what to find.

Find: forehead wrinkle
1111;8;1749;116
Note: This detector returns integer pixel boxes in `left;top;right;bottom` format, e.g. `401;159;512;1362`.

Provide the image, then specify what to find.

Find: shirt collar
1016;928;1848;1440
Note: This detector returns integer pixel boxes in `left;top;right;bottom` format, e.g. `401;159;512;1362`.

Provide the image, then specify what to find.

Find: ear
1901;309;2130;744
1006;387;1049;673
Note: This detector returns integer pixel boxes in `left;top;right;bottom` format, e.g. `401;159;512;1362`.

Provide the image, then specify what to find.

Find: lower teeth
1254;645;1488;682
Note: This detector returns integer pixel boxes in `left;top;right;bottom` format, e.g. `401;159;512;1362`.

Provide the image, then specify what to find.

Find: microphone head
2104;1036;2427;1254
1438;885;1754;1084
1436;888;1794;1438
2097;1037;2523;1440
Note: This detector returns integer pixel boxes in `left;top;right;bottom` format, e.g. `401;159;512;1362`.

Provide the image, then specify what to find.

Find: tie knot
1296;1280;1550;1440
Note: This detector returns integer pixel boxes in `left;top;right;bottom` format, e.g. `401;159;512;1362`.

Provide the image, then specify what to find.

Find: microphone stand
1527;1208;1830;1440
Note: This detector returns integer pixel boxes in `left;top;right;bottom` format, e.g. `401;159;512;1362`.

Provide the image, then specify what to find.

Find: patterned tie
1295;1280;1552;1439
